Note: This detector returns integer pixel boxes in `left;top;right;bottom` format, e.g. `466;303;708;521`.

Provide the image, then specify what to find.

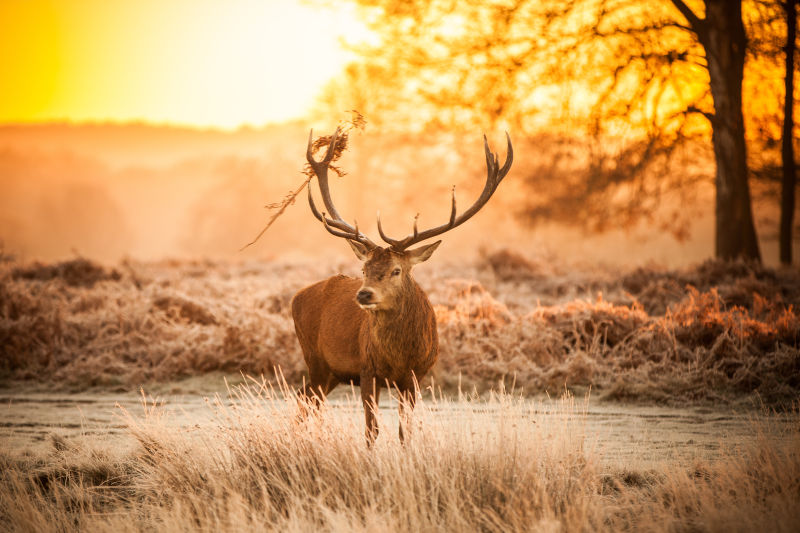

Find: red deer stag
292;129;513;443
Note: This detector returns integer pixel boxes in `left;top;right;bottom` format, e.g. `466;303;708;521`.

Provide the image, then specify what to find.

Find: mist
0;122;788;266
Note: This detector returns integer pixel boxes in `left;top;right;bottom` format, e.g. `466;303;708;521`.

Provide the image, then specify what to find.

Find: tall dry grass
1;384;798;532
1;251;798;405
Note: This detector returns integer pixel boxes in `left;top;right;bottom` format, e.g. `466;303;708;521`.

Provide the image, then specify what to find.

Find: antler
305;129;513;252
306;128;378;249
377;132;513;251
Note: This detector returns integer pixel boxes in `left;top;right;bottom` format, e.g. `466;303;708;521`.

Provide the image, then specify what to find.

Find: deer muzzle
356;288;377;309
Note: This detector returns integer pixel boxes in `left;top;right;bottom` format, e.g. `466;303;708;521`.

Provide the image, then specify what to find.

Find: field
1;251;799;531
2;251;798;404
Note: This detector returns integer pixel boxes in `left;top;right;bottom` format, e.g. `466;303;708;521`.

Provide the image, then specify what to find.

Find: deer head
305;128;513;312
347;241;441;311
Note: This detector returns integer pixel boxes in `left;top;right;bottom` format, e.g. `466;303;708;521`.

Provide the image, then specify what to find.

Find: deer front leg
361;373;380;446
397;384;417;444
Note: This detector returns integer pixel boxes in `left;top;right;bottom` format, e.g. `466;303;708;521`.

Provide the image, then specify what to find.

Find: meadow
1;251;797;405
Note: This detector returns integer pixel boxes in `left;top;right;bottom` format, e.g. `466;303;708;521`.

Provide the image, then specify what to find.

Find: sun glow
0;0;367;129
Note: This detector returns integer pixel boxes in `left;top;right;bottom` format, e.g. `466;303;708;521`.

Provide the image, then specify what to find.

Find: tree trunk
698;0;762;261
781;0;797;265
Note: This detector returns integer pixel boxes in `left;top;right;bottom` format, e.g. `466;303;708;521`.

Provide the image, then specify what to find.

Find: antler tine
310;190;377;245
322;127;340;163
484;134;496;181
321;211;359;239
307;188;353;237
449;186;457;225
377;210;402;248
499;131;513;179
307;184;342;230
306;128;314;159
381;132;513;251
307;185;358;234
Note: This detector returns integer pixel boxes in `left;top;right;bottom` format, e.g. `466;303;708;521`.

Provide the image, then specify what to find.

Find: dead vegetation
0;252;798;405
11;258;121;288
0;387;798;532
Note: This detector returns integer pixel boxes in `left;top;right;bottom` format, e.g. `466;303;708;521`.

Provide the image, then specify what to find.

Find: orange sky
0;0;366;129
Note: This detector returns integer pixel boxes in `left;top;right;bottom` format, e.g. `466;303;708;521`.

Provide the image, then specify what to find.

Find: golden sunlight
0;0;367;129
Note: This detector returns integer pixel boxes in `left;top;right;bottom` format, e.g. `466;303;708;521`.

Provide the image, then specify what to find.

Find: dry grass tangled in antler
240;111;366;251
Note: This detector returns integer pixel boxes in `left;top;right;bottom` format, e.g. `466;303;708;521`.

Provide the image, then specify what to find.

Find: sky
0;0;366;129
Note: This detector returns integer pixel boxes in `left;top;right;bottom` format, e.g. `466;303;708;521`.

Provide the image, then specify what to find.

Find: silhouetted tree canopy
324;0;799;261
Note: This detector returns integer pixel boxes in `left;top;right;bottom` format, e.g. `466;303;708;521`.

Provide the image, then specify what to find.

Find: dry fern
240;110;366;251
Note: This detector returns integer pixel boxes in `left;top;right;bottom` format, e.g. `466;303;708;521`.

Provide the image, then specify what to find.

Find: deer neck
365;278;432;362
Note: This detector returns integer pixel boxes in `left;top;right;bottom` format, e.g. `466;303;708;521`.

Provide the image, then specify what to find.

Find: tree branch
669;0;705;35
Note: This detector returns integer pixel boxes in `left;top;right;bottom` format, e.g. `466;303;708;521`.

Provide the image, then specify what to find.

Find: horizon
0;117;309;133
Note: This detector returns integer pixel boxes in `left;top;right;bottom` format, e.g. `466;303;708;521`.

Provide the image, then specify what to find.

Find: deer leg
361;374;380;446
397;385;418;444
297;361;338;419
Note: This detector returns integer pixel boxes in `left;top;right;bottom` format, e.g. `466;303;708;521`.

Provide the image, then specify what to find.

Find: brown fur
291;244;439;443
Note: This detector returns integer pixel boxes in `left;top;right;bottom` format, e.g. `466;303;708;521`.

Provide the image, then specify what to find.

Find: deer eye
391;268;401;277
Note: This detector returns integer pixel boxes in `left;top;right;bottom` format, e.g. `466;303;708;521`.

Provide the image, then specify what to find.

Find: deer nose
356;289;374;304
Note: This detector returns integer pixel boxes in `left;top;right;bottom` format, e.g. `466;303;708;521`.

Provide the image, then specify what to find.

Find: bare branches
669;0;705;34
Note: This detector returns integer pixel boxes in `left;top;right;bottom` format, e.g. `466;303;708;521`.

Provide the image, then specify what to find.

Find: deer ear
407;240;441;265
347;240;371;261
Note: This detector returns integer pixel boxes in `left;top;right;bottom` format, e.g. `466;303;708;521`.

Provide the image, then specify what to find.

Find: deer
291;128;513;444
